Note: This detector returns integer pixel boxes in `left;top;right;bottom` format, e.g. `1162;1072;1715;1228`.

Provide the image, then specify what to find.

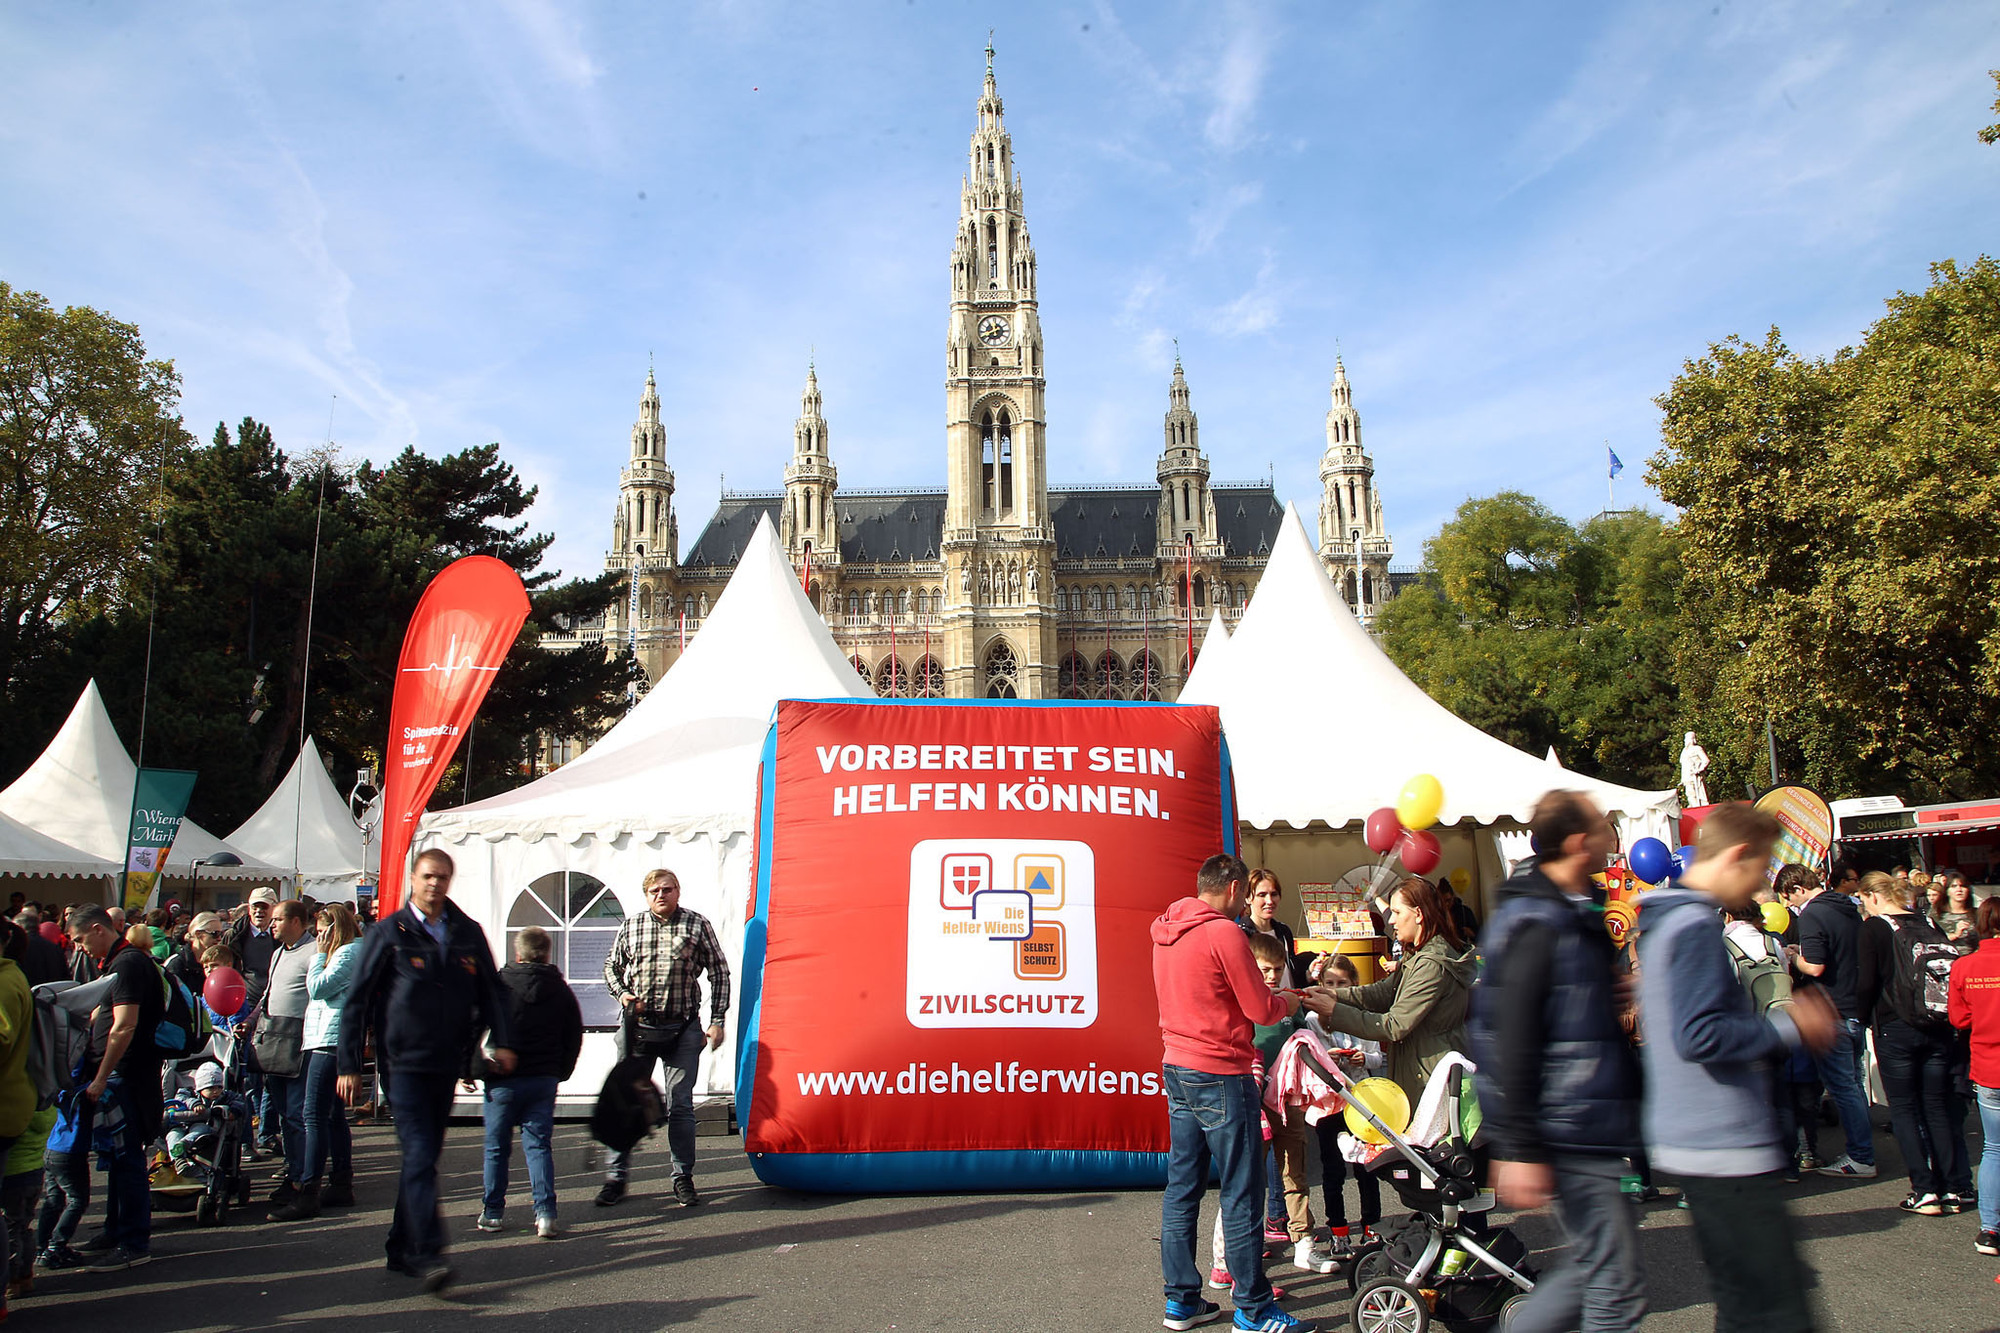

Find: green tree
1651;257;2000;803
0;283;194;771
1376;493;1683;790
1981;69;1999;146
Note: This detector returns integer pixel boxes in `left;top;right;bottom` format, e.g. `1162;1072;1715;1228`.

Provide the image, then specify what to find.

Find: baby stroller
1299;1048;1536;1333
154;1031;254;1226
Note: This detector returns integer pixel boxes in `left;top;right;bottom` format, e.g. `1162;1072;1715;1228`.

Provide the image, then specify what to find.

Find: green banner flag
123;767;198;914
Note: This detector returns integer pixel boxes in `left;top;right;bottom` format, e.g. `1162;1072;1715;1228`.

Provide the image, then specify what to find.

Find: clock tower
942;40;1054;697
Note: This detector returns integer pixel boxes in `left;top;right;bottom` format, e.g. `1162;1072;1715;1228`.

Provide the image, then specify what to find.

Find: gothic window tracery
1132;652;1163;702
912;655;944;698
984;639;1018;699
1058;651;1089;699
1096;651;1125;700
876;656;907;698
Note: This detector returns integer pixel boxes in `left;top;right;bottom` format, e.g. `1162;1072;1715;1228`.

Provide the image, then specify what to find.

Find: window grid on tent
508;871;622;1029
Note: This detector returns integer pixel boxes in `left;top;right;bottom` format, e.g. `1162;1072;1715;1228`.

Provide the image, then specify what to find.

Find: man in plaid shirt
596;868;730;1208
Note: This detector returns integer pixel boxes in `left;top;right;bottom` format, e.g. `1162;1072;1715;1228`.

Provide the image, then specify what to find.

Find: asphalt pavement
29;1113;2000;1332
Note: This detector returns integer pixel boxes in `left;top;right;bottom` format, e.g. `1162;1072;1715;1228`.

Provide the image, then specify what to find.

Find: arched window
1193;575;1207;608
638;586;652;621
846;591;861;618
1140;586;1153;614
1088;586;1102;613
1123;585;1138;613
1058;651;1090;699
1362;571;1374;604
984;639;1018;699
1132;652;1163;702
507;872;623;1029
1344;572;1358;606
912;656;945;698
849;654;874;693
876;656;906;698
981;412;997;512
1235;583;1248;609
1096;651;1125;700
806;580;822;612
997;410;1014;512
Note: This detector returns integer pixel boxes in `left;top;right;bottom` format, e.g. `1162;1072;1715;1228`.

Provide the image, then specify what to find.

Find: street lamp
349;769;381;907
190;852;242;910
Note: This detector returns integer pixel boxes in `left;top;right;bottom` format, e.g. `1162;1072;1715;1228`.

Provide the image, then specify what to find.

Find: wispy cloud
1203;1;1273;151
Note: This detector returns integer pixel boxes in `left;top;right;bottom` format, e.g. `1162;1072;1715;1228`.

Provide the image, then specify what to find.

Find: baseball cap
248;887;280;906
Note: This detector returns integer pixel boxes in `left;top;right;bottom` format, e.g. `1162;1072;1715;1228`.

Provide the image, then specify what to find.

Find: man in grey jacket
260;900;316;1210
1637;803;1837;1333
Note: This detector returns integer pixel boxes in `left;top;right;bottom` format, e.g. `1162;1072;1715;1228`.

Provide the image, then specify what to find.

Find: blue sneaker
1164;1296;1222;1330
1233;1306;1317;1333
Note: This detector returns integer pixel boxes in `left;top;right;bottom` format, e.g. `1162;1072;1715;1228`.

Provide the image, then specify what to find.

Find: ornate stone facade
595;48;1400;700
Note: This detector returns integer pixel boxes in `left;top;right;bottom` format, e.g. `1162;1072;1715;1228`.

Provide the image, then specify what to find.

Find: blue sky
4;2;1996;586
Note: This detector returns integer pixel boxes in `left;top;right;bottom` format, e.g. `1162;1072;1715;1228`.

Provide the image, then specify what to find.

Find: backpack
1724;929;1794;1016
1885;913;1958;1032
153;963;213;1061
28;980;100;1112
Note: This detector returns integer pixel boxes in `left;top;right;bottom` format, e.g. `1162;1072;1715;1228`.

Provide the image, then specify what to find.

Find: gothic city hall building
601;50;1398;701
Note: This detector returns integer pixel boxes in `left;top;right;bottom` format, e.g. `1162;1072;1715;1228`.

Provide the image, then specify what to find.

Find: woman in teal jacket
274;904;362;1220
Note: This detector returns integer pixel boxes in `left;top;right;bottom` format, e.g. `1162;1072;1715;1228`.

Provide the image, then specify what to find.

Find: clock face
978;315;1010;346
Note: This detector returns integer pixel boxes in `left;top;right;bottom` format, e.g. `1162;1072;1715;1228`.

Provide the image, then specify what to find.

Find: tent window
508;872;620;1029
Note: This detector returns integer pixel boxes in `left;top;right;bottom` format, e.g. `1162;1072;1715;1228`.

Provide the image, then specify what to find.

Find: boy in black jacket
477;925;584;1237
337;850;513;1293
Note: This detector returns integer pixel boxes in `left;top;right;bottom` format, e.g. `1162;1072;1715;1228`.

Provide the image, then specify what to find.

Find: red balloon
203;965;247;1016
1364;806;1404;855
1397;828;1442;877
38;921;63;945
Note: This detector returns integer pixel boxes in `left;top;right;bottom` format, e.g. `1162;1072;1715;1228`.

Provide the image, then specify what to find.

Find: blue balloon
1676;844;1699;876
1630;837;1674;886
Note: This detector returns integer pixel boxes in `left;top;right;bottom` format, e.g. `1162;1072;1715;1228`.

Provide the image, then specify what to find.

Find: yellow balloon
1449;867;1472;894
1343;1076;1412;1145
1396;773;1445;831
1761;901;1791;935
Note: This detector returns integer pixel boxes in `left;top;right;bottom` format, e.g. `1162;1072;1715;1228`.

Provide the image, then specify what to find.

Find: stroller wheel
1497;1292;1530;1331
1352;1276;1431;1333
196;1195;217;1226
1347;1244;1393;1295
236;1176;253;1208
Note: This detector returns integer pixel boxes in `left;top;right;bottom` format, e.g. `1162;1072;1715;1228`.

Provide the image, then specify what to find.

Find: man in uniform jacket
338;850;513;1293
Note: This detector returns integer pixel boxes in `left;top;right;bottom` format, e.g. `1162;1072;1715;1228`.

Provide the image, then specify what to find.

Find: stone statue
1678;731;1710;808
1027;567;1038;592
960;565;971;594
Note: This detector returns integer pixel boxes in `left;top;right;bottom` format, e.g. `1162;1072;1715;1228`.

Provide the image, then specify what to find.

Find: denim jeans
385;1071;457;1267
1674;1170;1816;1333
1160;1064;1274;1314
483;1076;560;1221
35;1150;89;1251
1508;1154;1647;1333
2;1167;39;1282
1976;1084;2000;1231
269;1071;308;1184
301;1049;351;1186
606;1019;705;1182
1875;1018;1971;1196
1812;1017;1876;1166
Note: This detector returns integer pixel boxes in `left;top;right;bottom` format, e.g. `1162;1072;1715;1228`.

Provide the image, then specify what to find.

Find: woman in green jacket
1323;877;1478;1108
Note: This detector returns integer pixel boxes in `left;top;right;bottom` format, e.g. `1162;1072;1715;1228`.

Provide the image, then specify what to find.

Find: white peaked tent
1181;507;1678;907
0;808;117;880
229;737;374;901
1180;609;1232;700
418;515;871;1103
0;682;280;897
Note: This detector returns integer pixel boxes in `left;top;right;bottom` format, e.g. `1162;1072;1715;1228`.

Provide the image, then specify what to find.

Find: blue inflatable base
746;1148;1169;1194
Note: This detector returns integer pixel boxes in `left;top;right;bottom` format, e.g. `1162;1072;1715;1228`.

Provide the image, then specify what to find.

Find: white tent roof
422;515;871;841
1181;609;1231;700
1181;506;1679;829
0;808;117;879
0;682;279;879
228;736;373;886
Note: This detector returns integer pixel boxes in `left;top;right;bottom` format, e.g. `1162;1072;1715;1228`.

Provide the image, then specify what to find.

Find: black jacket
21;931;66;987
495;962;584;1080
337;899;512;1078
225;917;280;1004
1468;859;1642;1161
164;943;203;994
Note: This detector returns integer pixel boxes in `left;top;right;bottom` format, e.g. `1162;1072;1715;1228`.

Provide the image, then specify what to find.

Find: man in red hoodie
1153;853;1323;1333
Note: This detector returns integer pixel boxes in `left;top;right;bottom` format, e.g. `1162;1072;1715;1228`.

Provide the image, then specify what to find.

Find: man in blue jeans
1153;853;1329;1333
478;925;583;1238
1787;863;1879;1178
339;850;515;1293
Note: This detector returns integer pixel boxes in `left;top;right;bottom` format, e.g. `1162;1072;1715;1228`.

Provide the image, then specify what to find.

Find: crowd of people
1153;796;1997;1333
1;801;1991;1327
0;845;731;1314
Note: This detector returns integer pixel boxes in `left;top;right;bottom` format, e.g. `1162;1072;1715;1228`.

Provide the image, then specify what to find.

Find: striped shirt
603;905;730;1026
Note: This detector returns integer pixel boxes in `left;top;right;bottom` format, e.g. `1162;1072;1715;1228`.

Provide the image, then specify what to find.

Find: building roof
681;482;1287;570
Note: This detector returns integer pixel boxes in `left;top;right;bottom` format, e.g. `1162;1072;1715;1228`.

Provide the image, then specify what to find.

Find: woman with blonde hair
275;902;363;1219
1856;871;1972;1215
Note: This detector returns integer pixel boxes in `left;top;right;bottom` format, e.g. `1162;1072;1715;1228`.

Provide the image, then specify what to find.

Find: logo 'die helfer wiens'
909;839;1096;1028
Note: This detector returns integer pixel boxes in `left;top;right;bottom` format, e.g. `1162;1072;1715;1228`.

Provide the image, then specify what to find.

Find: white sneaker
1814;1155;1879;1178
1292;1237;1338;1274
536;1216;561;1239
